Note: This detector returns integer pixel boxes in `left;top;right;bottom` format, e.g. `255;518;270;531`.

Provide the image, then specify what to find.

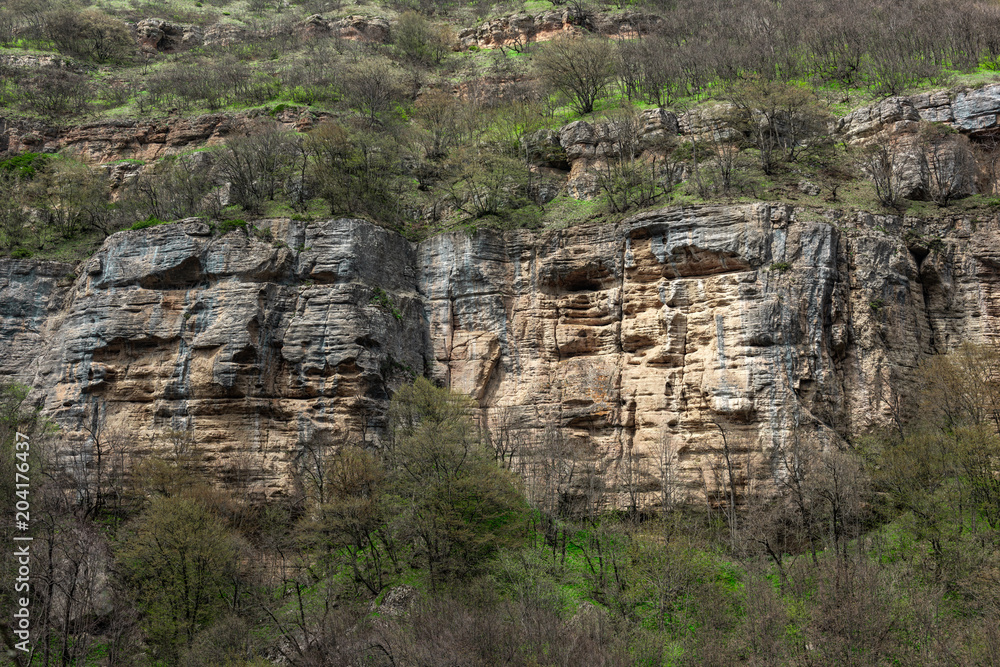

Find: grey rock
798;180;821;196
2;207;996;505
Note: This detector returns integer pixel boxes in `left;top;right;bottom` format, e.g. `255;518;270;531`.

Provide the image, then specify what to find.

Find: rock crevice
0;206;993;501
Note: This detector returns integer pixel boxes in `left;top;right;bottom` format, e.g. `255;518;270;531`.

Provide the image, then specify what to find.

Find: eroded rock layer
0;205;995;501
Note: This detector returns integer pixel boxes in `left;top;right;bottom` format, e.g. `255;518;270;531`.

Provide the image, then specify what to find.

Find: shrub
130;216;169;231
217;219;249;235
370;287;403;320
10;248;32;259
394;11;453;66
18;70;91;118
0;153;50;180
44;9;134;64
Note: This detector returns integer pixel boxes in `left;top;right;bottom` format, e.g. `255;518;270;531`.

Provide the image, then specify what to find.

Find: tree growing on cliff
0;171;30;251
724;80;830;174
446;148;531;219
307;122;408;225
214;124;295;215
534;35;615;116
919;122;977;207
857;140;906;209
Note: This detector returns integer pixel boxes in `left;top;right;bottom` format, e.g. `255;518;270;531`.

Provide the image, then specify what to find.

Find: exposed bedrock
0;205;995;502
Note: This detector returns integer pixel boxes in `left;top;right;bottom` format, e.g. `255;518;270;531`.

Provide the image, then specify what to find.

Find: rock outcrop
840;84;1000;140
135;18;204;53
458;9;661;49
1;206;993;504
0;108;324;162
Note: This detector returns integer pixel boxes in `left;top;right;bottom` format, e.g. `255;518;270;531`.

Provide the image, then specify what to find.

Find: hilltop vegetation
3;0;1000;259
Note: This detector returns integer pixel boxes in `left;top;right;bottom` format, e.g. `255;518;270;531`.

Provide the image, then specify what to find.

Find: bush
394;11;453;66
0;153;50;180
18;70;91;118
217;219;249;235
44;9;134;64
10;248;32;258
130;216;169;231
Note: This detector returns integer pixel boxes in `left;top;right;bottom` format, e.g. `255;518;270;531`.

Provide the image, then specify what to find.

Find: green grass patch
216;218;249;235
0;152;51;179
129;215;170;231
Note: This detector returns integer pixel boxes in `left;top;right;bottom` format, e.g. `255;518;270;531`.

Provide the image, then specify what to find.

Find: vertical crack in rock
2;209;997;502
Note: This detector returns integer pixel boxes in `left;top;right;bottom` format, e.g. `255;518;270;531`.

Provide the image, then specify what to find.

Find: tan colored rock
2;206;998;507
135;18;203;53
0;110;326;163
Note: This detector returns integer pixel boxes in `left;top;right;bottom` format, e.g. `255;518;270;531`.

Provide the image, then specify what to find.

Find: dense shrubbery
2;0;998;122
4;0;1000;251
5;343;1000;664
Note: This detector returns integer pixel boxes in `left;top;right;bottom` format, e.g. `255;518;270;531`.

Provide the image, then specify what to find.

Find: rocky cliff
1;204;993;502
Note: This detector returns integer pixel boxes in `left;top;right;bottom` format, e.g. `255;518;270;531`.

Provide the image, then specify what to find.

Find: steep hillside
1;198;993;504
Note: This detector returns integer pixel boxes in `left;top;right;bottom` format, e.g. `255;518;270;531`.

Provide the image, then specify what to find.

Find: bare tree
593;107;666;213
920;122;976;206
214;124;295;214
857;139;907;209
655;428;684;515
342;57;407;127
725;80;830;174
534;35;615;116
482;405;527;470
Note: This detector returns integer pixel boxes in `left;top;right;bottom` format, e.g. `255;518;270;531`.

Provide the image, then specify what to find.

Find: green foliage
447;149;532;219
217;218;249;235
769;261;791;272
387;378;530;588
308;122;410;227
117;495;245;661
10;247;32;258
370;286;403;320
394;11;452;66
129;215;169;231
0;152;50;180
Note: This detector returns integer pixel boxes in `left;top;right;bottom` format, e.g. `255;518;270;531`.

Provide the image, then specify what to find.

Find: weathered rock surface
458;9;661;49
0;108;324;162
135;18;204;53
841;84;1000;139
297;14;391;42
1;206;995;504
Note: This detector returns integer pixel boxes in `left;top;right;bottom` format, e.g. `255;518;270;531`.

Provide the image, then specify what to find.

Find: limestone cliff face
1;206;995;500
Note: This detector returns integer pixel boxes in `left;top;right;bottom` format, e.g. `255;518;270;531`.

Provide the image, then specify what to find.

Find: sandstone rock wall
1;206;995;504
0;108;325;163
